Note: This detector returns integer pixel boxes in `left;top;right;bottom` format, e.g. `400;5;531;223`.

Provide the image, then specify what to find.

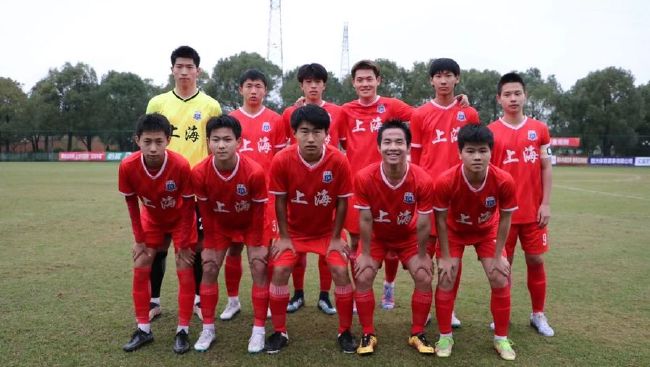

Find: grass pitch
0;163;649;366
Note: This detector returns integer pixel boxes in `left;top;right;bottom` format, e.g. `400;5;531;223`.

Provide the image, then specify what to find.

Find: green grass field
1;163;649;366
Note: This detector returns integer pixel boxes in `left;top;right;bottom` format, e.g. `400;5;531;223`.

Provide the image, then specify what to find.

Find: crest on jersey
457;111;466;121
403;192;415;204
236;184;248;196
262;122;271;132
528;130;538;141
193;111;202;121
485;196;496;208
377;104;386;113
323;170;333;183
165;180;177;192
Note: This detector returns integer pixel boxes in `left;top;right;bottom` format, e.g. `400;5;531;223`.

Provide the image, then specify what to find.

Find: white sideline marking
555;184;650;201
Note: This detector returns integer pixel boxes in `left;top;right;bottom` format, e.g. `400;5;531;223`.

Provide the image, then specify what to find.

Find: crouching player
266;104;356;354
119;113;197;353
191;115;270;353
432;124;518;360
353;120;435;356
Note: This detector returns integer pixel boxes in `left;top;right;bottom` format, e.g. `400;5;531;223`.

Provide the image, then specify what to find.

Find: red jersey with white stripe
411;100;480;180
282;101;346;147
341;96;413;172
118;150;193;225
354;162;434;245
191;154;267;231
269;144;353;241
230;107;287;174
433;164;517;243
488;117;551;224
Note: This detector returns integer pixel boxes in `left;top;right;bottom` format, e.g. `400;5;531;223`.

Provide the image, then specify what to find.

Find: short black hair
429;58;460;77
457;124;493;150
290;104;330;132
171;46;200;67
297;63;328;83
351;59;381;78
239;69;268;87
497;72;526;95
377;120;412;147
135;113;171;138
206;115;242;139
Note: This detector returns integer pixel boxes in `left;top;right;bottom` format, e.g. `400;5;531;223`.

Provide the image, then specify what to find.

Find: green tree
633;82;650;155
376;59;408;101
204;52;282;112
0;78;27;152
457;69;501;124
519;68;564;132
403;60;433;106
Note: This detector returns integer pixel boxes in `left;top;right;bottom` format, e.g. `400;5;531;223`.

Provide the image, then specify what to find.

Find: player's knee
329;265;349;284
525;253;544;265
436;275;454;291
272;265;292;283
488;273;508;289
202;261;219;280
414;269;433;287
355;268;375;289
248;256;267;275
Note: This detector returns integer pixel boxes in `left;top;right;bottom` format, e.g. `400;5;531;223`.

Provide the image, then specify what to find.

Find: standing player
488;72;554;336
146;45;222;321
410;58;480;327
191;115;270;353
220;69;288;321
281;63;346;315
353;120;435;356
432;124;518;360
119;113;197;354
266;104;356;354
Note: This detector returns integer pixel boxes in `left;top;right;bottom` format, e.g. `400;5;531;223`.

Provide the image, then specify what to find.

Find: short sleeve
272;114;288;149
191;163;208;201
416;173;434;214
353;173;371;209
118;162;135;196
268;154;288;195
432;174;451;211
250;168;269;202
335;157;353;198
393;98;414;121
499;173;518;211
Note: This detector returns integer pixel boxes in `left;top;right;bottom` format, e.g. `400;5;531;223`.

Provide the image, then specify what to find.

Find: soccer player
119;113;197;354
266;104;356;354
410;58;480;328
191;115;270;353
281;63;346;315
220;69;288;321
488;72;554;336
342;60;414;310
145;45;222;321
432;124;518;360
353;120;435;356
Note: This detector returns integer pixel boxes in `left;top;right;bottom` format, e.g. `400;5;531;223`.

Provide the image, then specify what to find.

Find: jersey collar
212;153;240;181
357;95;381;107
297;145;326;170
140;150;168;180
238;106;266;119
498;116;529;130
461;164;489;192
380;162;409;190
430;99;458;110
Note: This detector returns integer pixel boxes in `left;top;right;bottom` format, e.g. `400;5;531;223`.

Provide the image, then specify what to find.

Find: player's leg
266;249;297;354
317;254;336;315
123;243;157;352
247;245;270;353
354;245;381;355
221;244;244;320
427;236;461;328
433;245;462;358
194;247;227;352
193;208;204;321
381;251;399;310
403;248;434;354
172;243;196;354
148;237;171;321
521;224;554;336
326;250;356;353
287;253;306;313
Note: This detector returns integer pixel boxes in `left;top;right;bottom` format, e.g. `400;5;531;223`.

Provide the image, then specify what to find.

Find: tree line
1;51;649;156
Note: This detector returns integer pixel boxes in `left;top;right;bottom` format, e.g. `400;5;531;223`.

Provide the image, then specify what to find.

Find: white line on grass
555;184;650;201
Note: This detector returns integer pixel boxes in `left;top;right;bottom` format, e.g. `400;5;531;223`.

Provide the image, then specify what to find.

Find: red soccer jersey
411;100;480;180
341;96;413;172
282;101;347;147
191;154;268;231
269;144;353;241
118;150;193;225
230;107;287;175
354;162;434;245
488;117;551;224
433;164;518;244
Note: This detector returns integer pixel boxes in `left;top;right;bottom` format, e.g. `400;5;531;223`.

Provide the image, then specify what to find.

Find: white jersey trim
430;99;458;110
411;143;422;148
238;106;266;119
252;198;269;203
501;206;519;212
269;190;287;195
140;151;168;180
338;193;354;198
213;154;240;182
297;145;326;169
417;209;433;215
354;204;371;210
433;206;449;212
357;95;381;107
498;116;529;130
461;164;489;193
380;162;410;190
120;191;136;197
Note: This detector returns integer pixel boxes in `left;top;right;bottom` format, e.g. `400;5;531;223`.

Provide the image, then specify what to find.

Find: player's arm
328;197;349;257
354;209;374;278
538;147;553;227
455;94;470;107
271;194;294;259
434;209;454;283
492;209;513;277
409;112;422;165
412;212;433;277
124;195;148;260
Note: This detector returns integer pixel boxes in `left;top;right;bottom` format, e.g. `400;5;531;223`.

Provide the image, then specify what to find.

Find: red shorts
203;227;268;251
143;215;198;249
271;236;348;268
344;195;360;235
435;239;506;259
361;239;419;267
506;223;549;257
265;196;278;244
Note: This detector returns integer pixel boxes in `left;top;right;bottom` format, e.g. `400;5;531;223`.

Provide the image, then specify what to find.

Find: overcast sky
2;0;648;92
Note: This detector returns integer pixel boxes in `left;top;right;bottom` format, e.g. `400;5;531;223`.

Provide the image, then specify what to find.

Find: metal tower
267;0;283;72
340;22;350;80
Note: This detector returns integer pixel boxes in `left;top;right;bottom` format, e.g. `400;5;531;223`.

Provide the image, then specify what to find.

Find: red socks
334;284;354;333
411;289;432;335
225;255;242;297
176;268;196;327
527;262;546;313
355;289;376;334
199;283;218;324
384;256;399;283
132;266;151;324
269;283;290;333
491;286;511;337
435;287;455;334
252;284;270;327
318;255;332;292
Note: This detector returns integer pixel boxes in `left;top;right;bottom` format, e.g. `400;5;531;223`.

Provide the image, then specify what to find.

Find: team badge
323;170;333;183
193;111;202;120
457;111;466;121
528;130;538;141
485;196;496;208
236;184;248;196
403;192;415;204
165;180;177;192
262;122;271;132
377;104;386;113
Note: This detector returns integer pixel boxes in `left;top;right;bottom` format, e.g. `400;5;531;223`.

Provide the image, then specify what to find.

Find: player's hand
132;242;150;262
294;96;306;107
270;237;295;260
354;253;376;279
456;94;470;107
437;257;455;284
537;204;551;228
491;256;511;278
412;253;433;278
327;237;350;258
176;248;195;267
